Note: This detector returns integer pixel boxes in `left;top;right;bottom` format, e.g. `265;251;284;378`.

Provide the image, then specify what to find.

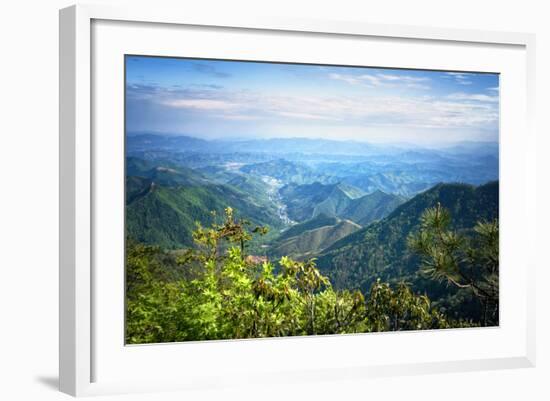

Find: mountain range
127;134;498;198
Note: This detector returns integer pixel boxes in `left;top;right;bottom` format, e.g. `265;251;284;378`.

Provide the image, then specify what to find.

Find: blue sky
125;55;499;145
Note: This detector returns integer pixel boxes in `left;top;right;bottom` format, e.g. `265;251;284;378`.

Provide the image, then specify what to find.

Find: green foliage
408;203;499;326
365;280;449;331
126;240;182;343
126;208;465;344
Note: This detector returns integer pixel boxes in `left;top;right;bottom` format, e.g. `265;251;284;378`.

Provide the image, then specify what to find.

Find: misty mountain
127;133;498;198
127;133;398;156
127;133;498;160
239;159;335;185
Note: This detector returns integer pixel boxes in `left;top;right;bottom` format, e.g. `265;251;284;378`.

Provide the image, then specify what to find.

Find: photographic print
125;56;499;344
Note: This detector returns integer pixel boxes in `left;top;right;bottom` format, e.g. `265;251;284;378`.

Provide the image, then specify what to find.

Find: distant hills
126;133;499;198
281;182;404;225
127;133;394;156
127;133;498;158
240;159;334;185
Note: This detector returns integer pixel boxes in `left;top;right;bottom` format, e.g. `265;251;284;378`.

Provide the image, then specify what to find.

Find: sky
125;55;499;145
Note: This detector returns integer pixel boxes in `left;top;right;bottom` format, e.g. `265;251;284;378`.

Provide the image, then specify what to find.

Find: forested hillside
126;168;283;248
317;181;499;321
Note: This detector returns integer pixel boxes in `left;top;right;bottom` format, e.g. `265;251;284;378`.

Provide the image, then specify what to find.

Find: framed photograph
59;4;536;396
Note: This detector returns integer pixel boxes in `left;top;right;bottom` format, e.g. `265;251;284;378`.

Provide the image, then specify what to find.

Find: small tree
364;279;449;331
407;203;499;326
125;240;181;343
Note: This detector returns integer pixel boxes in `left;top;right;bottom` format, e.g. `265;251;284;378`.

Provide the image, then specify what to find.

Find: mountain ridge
318;181;499;291
270;219;361;260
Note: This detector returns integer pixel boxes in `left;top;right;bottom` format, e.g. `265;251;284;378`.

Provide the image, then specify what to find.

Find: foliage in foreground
408;203;499;326
125;207;478;344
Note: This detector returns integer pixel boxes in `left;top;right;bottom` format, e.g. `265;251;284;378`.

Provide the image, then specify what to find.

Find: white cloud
139;83;498;131
358;74;383;86
445;72;473;85
277;111;341;121
377;74;429;83
447;92;499;103
328;73;362;85
329;72;431;90
219;114;260;121
162;99;238;110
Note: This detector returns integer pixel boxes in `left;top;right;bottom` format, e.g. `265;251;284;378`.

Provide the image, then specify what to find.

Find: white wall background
0;0;547;400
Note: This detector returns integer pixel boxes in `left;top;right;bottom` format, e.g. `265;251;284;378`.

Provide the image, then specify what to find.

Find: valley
259;175;295;226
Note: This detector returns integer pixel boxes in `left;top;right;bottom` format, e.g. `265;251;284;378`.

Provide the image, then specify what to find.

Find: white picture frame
59;4;536;397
